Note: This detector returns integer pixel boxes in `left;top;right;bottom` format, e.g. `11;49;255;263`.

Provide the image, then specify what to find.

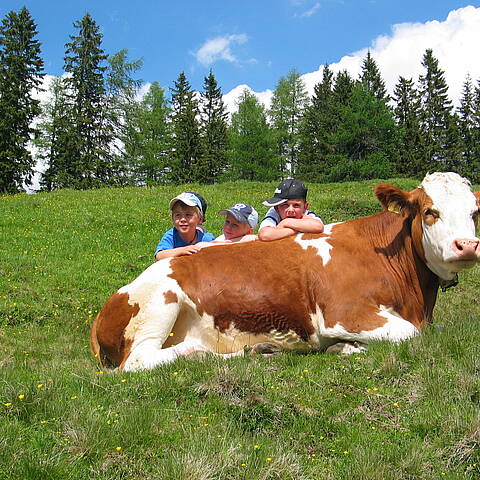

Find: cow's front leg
325;341;367;355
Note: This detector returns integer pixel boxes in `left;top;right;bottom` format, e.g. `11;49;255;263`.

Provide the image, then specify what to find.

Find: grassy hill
0;179;479;479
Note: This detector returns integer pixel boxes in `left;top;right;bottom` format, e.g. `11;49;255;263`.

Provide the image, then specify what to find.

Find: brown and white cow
90;172;480;371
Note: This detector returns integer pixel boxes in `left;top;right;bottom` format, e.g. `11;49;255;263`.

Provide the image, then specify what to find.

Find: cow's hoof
325;341;366;355
247;342;283;358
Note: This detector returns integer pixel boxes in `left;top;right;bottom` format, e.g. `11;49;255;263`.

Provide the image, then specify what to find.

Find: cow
90;172;480;371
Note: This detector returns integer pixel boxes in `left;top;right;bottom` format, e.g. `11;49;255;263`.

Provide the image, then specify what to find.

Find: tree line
1;7;479;194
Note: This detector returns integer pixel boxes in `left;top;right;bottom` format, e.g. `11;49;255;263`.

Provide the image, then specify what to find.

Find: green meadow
0;179;479;480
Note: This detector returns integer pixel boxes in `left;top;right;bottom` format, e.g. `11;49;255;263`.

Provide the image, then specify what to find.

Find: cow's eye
424;208;439;219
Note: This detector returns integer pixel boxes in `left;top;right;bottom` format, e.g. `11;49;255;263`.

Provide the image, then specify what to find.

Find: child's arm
258;216;323;242
155;244;203;261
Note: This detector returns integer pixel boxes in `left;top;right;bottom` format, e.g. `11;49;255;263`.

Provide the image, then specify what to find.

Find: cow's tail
90;314;104;368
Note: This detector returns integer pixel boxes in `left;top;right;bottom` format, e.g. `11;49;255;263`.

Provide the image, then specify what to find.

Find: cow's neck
363;211;440;325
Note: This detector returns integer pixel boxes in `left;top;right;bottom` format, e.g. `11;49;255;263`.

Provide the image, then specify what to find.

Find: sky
1;0;480;111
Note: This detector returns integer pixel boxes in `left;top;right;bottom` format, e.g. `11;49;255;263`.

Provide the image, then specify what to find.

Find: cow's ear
375;184;412;214
474;191;480;207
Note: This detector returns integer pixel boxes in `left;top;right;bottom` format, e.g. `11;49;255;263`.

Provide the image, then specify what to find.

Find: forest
1;7;479;194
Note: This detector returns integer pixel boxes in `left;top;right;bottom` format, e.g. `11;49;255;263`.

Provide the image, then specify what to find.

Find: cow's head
376;172;480;281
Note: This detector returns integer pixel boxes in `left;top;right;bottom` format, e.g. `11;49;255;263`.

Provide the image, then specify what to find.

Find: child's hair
169;192;207;221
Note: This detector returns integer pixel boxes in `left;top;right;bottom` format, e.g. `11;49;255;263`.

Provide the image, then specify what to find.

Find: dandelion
40;420;47;424
70;395;78;400
343;450;350;455
372;387;378;392
266;457;273;462
115;446;122;452
121;379;127;383
319;435;325;440
240;463;247;467
253;445;260;450
4;402;12;407
169;332;174;337
18;394;25;399
393;402;399;407
37;384;44;389
172;372;178;376
303;369;309;373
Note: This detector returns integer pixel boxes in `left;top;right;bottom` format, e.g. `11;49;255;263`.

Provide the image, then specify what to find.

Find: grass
0;178;479;479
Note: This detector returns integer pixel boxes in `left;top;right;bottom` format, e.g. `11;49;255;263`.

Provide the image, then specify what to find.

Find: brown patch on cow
164;290;178;304
93;292;140;367
169;241;317;341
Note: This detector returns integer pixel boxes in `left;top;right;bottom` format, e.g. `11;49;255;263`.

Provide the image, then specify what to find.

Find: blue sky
1;0;478;101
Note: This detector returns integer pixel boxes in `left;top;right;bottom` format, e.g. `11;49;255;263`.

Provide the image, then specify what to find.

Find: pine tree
360;51;388;101
297;65;336;180
169;72;202;183
124;81;171;185
330;82;397;181
62;13;109;188
418;49;455;172
37;77;75;190
228;89;278;181
199;70;229;183
269;68;308;175
0;7;43;193
457;75;476;179
102;49;143;184
393;76;424;176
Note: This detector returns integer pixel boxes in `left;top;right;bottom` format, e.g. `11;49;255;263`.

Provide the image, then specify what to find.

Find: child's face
223;213;252;240
172;204;201;241
275;199;308;220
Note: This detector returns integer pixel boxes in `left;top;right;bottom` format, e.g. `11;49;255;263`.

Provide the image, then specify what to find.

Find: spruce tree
169;72;202;183
228;89;277;181
124;81;171;185
297;65;336;180
331;82;397;181
199;70;229;183
393;76;424;176
0;7;43;193
417;49;455;172
470;79;480;182
63;13;108;188
457;75;476;179
37;77;75;190
102;49;143;184
360;51;388;101
269;68;308;175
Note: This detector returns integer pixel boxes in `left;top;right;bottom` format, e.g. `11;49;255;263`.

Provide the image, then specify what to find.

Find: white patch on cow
420;172;479;280
309;304;419;348
294;234;334;265
323;222;342;234
183;312;313;354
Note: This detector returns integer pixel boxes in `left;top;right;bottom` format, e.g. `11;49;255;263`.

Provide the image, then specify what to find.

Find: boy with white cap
154;192;215;260
258;178;324;242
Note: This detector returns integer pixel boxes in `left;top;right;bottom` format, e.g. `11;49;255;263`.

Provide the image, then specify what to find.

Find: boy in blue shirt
154;192;215;260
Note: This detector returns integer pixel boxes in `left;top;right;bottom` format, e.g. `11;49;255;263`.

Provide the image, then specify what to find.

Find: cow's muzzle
451;238;480;261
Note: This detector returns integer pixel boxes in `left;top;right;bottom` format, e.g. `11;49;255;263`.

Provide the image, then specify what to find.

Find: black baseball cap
262;178;308;207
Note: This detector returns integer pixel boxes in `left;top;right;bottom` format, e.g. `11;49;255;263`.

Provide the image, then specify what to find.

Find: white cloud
194;34;248;66
298;2;321;18
226;5;480;112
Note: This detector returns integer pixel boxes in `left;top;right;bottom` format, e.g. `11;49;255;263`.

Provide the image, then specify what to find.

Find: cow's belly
183;313;314;354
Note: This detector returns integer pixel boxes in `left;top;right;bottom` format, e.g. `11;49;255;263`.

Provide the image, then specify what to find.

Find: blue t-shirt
154;227;215;256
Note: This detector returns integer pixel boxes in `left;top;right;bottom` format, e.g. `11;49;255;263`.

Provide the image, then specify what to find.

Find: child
215;203;258;243
154;192;215;260
258;178;324;241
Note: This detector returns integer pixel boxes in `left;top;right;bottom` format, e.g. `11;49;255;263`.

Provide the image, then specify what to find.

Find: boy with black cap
154;192;215;260
258;178;324;242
